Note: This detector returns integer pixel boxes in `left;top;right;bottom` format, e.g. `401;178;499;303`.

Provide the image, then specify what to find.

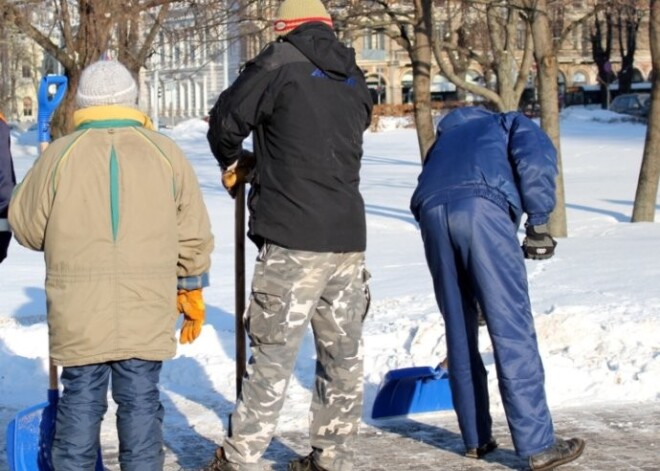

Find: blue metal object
6;396;50;470
6;388;104;470
371;365;454;419
37;75;68;144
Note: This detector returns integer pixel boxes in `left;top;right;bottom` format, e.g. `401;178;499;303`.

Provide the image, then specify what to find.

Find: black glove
522;223;557;260
0;231;11;264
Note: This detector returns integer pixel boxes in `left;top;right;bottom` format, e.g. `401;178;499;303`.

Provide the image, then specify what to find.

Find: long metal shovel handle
235;184;246;398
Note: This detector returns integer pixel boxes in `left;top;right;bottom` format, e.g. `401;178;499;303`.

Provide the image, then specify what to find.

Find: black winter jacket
207;23;373;252
0;117;16;263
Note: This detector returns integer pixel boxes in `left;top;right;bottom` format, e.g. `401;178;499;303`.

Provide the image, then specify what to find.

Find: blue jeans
52;359;164;471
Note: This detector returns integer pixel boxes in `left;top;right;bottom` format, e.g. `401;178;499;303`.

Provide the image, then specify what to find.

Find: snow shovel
5;74;104;470
5;363;103;471
371;363;453;419
6;362;58;470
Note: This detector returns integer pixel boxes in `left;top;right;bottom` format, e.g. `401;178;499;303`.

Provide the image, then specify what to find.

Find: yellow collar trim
73;105;155;130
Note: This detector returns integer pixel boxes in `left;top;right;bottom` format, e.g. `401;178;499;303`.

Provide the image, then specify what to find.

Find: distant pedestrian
204;0;373;469
9;60;214;471
0;112;16;264
410;107;585;471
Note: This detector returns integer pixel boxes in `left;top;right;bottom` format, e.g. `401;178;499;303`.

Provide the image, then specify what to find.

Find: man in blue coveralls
410;107;585;471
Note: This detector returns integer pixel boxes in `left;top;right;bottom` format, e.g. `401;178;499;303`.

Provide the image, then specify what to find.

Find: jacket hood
284;22;356;80
436;107;494;136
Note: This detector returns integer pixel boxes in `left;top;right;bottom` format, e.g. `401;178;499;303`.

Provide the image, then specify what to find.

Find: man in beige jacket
9;60;214;471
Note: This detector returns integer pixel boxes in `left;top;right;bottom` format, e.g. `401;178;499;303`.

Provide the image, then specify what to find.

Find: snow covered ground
1;106;658;464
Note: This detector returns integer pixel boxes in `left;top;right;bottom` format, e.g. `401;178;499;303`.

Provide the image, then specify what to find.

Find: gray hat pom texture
76;60;138;109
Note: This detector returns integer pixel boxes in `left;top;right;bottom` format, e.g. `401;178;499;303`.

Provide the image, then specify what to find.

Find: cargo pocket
245;250;290;345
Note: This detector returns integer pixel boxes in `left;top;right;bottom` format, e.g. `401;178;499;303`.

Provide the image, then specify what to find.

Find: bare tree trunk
51;68;81;138
616;2;642;94
632;0;660;222
413;0;435;161
526;0;567;237
592;9;616;108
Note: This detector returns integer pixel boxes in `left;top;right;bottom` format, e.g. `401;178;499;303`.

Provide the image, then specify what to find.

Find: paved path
100;401;659;470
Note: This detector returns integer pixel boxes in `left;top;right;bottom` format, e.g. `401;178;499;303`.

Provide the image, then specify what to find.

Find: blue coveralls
410;107;558;457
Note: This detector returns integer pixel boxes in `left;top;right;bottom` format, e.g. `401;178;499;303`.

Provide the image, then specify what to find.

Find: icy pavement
97;401;659;470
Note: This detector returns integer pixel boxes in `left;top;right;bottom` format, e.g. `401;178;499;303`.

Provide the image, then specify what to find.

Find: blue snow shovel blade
6;388;104;470
6;389;56;471
371;365;453;419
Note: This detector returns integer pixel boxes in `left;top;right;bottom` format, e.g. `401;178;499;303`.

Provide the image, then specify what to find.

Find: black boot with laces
203;447;236;471
529;437;586;471
287;453;329;471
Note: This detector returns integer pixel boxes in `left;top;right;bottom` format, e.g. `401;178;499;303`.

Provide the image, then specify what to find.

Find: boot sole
531;439;586;471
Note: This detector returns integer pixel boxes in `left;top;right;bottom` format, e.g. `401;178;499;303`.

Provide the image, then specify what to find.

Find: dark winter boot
203;447;237;471
465;437;498;459
287;453;329;471
529;437;586;471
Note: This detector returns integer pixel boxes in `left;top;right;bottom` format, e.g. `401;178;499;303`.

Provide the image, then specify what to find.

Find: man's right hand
221;150;256;198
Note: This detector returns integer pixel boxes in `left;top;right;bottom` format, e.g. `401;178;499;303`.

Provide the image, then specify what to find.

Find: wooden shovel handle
48;359;58;390
235;184;246;398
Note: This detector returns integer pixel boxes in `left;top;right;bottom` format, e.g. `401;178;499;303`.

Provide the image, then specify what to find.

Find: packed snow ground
1;107;658;463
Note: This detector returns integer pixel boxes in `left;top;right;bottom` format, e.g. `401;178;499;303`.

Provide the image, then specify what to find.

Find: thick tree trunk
50;69;81;138
526;0;567;237
414;0;435;162
632;0;660;222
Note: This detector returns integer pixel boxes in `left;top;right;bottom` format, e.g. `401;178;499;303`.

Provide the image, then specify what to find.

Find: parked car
609;93;651;119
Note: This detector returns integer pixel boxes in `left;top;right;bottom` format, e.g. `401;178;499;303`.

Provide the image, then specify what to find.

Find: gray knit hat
76;60;138;109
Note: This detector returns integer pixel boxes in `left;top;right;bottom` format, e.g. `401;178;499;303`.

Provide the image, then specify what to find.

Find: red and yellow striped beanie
273;0;333;35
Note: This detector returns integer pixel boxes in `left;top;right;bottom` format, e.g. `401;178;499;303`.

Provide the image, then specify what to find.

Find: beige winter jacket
9;120;214;366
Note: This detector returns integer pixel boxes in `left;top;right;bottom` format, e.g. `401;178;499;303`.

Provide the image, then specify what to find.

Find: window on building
22;64;32;78
572;26;580;49
23;97;33;116
436;21;449;40
364;29;385;50
174;45;181;64
516;24;526;50
572;72;587;85
581;27;591;55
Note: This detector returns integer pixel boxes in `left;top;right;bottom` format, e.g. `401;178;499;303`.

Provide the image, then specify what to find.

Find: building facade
4;2;652;124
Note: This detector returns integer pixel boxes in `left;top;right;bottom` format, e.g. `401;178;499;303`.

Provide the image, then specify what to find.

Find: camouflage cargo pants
223;243;370;471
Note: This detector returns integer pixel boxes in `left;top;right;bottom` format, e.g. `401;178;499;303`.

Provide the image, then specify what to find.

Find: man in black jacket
0;112;16;264
205;1;373;470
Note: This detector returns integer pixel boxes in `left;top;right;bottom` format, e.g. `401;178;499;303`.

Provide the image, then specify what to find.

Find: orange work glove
222;150;256;198
177;289;205;344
